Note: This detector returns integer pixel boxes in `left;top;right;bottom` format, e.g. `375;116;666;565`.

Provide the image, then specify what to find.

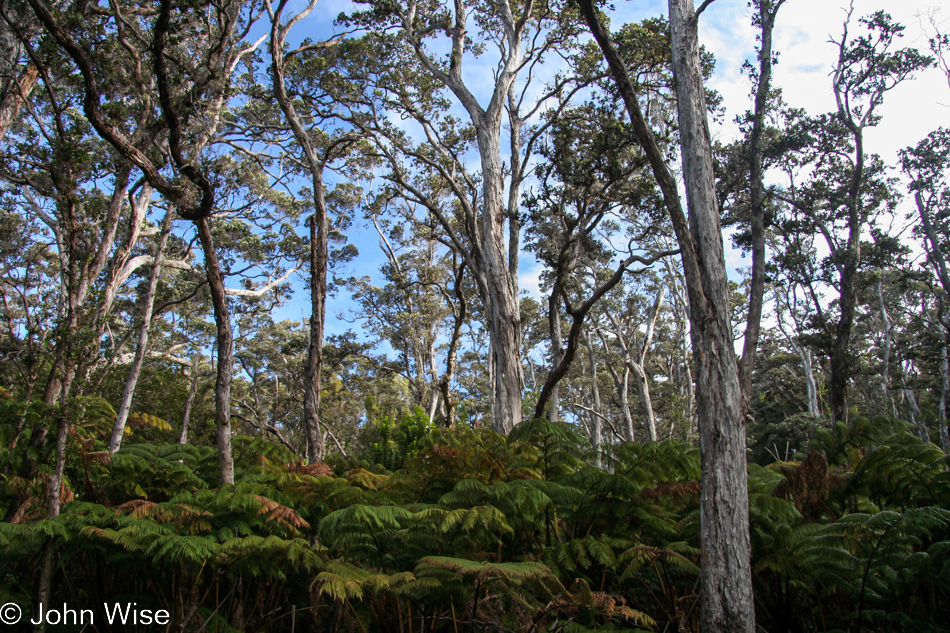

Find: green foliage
3;402;949;632
365;405;434;470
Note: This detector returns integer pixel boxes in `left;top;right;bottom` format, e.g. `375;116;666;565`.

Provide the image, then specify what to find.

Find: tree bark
180;354;202;444
548;291;563;424
594;324;636;442
34;407;69;632
196;216;234;485
776;287;820;417
0;62;38;139
303;212;327;462
534;249;675;422
667;3;754;629
939;344;950;452
478;122;524;434
876;277;897;416
899;359;929;442
439;260;467;428
110;208;174;452
388;0;528;434
271;0;330;460
628;287;665;443
739;0;786;405
583;330;603;465
576;1;754;630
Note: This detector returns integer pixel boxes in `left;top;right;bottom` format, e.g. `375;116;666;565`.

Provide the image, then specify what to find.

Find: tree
23;0;271;484
726;0;787;406
268;0;356;462
576;0;755;630
345;211;462;424
524;83;678;423
901;128;950;451
341;0;583;433
775;10;932;424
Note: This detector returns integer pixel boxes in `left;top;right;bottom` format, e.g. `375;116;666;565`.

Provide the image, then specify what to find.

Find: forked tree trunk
626;287;665;442
595;324;636;442
387;0;527;435
776;289;820;417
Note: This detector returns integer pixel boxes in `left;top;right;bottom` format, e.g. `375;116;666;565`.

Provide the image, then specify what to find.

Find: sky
268;0;950;338
694;0;948;277
698;0;946;159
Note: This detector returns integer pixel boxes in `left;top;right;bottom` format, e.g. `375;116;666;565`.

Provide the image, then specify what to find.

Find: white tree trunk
668;1;754;629
110;208;174;452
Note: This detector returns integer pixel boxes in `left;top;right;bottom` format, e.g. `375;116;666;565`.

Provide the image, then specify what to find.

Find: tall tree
576;0;755;630
525;96;677;423
342;0;582;433
901;128;950;450
774;10;931;423
23;0;268;484
269;0;332;462
736;0;786;405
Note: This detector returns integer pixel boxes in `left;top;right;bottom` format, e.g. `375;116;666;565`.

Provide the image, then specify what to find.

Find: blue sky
256;0;949;344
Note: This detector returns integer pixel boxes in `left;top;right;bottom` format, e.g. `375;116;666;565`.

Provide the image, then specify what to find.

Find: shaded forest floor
1;400;948;633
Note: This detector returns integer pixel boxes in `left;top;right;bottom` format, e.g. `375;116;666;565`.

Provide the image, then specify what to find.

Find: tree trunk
939;344;949;452
303;212;327;462
271;6;328;461
902;386;928;442
439;261;467;428
477;122;524;434
629;362;656;442
180;354;201;444
0;63;38;139
110;208;173;452
803;348;820;418
594;324;636;442
628;287;665;442
739;0;784;405
583;330;603;464
830;243;859;425
876;277;897;417
548;291;563;424
667;0;754;623
900;359;929;442
34;408;70;632
195;216;234;485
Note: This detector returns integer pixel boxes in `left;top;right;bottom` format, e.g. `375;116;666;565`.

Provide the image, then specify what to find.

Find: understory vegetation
3;0;950;630
2;403;948;632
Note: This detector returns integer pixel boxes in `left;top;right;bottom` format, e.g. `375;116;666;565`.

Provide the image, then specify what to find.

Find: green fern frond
314;561;372;600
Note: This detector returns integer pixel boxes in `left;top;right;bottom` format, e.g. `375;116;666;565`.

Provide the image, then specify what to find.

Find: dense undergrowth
1;399;948;632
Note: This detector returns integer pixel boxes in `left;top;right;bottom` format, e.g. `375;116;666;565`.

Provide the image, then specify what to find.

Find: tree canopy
1;0;949;631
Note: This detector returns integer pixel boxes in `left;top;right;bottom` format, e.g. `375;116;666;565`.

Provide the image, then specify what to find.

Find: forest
0;0;949;631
